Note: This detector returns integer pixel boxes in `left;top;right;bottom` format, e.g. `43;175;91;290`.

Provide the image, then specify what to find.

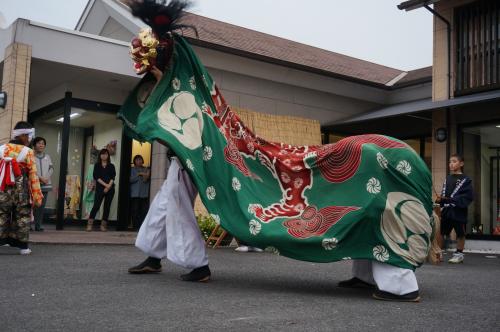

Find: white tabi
351;260;418;295
135;157;208;269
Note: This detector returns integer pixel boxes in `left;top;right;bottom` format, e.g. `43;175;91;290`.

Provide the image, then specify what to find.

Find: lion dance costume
120;0;436;301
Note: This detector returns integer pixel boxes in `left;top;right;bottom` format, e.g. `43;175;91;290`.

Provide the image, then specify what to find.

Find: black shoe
372;290;420;302
338;277;376;289
180;265;211;282
128;257;162;274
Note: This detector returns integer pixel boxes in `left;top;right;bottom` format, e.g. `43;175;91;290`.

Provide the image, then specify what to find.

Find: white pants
352;260;418;295
135;158;208;269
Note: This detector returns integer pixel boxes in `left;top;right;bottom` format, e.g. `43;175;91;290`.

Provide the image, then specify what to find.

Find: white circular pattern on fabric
172;77;181;91
373;245;389;262
380;192;432;266
232;177;241;191
376;152;388;169
266;246;280;255
206;186;216;200
210;214;221;225
322;238;338;250
294;178;304;189
247;143;255;153
203;146;213;161
342;257;352;260
186;159;194;171
189;76;196;90
280;172;291;184
249;220;262;235
157;92;204;150
366;177;381;194
396;160;412;175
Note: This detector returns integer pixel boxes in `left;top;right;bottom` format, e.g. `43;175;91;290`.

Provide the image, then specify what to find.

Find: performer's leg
131;173;179;274
371;261;420;302
0;204;11;246
13;204;32;254
0;190;15;247
134;178;171;261
164;159;210;281
338;259;376;288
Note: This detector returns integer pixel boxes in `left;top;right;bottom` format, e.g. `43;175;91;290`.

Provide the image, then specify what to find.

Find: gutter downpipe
423;4;452;162
423;4;451;99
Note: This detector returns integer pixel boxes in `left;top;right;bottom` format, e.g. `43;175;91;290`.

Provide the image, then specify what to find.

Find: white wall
386;83;433;104
208;67;381;125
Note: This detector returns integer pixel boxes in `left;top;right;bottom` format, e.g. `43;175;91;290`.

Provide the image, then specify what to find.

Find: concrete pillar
432;109;448;199
0;43;32;143
149;141;168;202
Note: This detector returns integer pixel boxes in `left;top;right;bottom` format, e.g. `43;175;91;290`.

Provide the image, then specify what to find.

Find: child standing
0;121;43;254
436;154;474;264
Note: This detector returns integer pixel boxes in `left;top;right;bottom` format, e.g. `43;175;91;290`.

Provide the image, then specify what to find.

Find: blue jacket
130;166;150;198
439;174;474;223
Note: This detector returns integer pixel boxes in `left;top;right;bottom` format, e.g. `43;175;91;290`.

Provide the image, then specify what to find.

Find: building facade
397;0;500;243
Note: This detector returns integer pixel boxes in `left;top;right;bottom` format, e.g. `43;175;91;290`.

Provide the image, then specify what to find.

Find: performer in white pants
339;260;420;302
128;157;211;282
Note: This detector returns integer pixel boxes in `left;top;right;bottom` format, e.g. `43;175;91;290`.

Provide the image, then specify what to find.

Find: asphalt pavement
1;245;499;332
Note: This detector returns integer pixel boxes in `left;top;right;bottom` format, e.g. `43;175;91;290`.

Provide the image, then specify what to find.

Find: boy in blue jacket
436;154;474;264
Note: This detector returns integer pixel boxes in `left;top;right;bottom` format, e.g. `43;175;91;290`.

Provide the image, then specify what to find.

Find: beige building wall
431;109;447;199
432;0;476;195
0;43;31;143
433;0;475;101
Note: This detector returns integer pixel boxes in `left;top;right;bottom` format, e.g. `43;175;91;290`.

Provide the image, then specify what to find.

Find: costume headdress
127;0;196;74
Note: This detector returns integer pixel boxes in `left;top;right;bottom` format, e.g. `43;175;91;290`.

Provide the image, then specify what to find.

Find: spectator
87;149;116;232
130;154;150;230
436;154;474;264
33;137;53;232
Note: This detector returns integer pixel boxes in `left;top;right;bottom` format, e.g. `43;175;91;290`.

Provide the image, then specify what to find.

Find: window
455;0;500;94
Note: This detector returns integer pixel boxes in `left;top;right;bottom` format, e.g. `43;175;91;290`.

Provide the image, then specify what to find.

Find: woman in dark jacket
87;149;116;232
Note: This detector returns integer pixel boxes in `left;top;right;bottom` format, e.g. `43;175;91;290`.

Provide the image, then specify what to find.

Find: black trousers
130;197;149;230
89;188;115;221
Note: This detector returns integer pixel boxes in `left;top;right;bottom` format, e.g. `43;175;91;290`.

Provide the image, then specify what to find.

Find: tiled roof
393;66;432;86
180;13;405;86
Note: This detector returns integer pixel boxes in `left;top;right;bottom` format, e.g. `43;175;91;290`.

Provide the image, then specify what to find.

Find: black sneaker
180;265;211;282
128;257;162;274
372;289;420;302
338;277;376;289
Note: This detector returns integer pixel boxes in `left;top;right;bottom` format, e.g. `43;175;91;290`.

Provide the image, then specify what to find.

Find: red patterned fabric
0;158;22;191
